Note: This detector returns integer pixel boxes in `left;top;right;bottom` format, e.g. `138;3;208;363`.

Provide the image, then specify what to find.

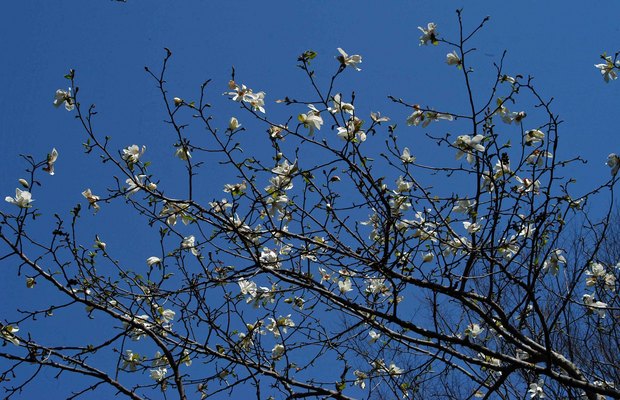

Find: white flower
338;278;353;293
94;236;106;251
124;314;152;341
452;199;475;214
146;256;162;267
223;180;247;196
370;111;389;123
238;279;258;298
150;367;167;382
524;129;545;146
542;249;566;276
175;146;192;161
271;344;285;360
266;315;295;337
173;97;183;106
125;175;147;196
528;379;545;399
446;51;461;67
454;134;485;163
465;323;484;339
418;22;438;46
407;108;453;128
353;370;367;389
81;189;101;211
582;294;608;318
368;330;381;343
595;55;618;83
525;150;552;167
298;104;323;134
606;153;620;175
336;48;362;71
122;145;146;165
463;220;481;234
259;247;281;269
422;253;434;263
43;148;59;175
1;325;19;346
329;93;354;114
53;88;74;111
336;117;366;142
228;117;241;131
158;308;175;324
5;188;33;208
226;81;266;113
122;350;141;371
515;176;540;194
400;147;415;163
387;363;403;376
181;235;199;256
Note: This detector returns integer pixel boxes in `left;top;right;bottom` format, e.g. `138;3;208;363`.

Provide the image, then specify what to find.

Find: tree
1;11;619;400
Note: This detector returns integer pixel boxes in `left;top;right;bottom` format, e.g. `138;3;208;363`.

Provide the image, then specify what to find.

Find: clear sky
1;1;619;398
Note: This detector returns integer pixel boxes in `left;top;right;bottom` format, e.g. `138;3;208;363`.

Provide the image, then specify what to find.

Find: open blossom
53;88;74;111
336;48;362;71
223;180;247;196
336;117;366;142
582;294;608;318
542;249;566;276
238;279;258;298
181;236;199;256
259;247;281;269
418;22;438;45
298;104;323;134
122;350;141;371
266;315;295;337
125;175;147;196
1;325;19;346
338;278;353;293
150;367;167;382
157;307;175;324
465;323;484;339
368;330;381;343
226;81;266;113
606;153;620;175
370;111;389;123
82;188;100;211
407;107;453;128
528;380;545;399
525;150;552;167
43;148;59;175
515;176;540;194
5;188;33;208
271;344;285;360
454;134;485;163
446;51;462;67
122;144;146;164
329;93;354;114
595;55;619;82
524;129;545;146
400;147;415;163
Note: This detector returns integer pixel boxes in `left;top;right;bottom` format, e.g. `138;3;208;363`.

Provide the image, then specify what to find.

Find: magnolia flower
329;93;354;114
370;111;389;123
525;150;552;167
528;379;545;399
122;350;141;371
524;129;545;146
173;97;183;106
298;104;323;134
181;235;199;256
125;175;146;196
175;146;192;161
150;367;167;382
259;247;281;269
542;249;566;276
271;344;285;360
43;148;59;175
595;55;619;82
82;189;100;211
228;117;241;131
582;294;608;318
606;153;620;175
368;330;381;343
394;176;413;193
1;325;19;346
387;363;404;376
238;279;258;298
422;253;434;263
353;370;367;389
454;134;485;163
337;117;366;142
336;48;362;71
465;323;484;339
407;108;453;128
446;51;462;67
18;178;29;188
122;145;146;165
5;188;33;208
515;176;540;194
223;180;247;196
94;236;106;251
53;88;74;111
418;22;438;45
227;81;266;113
146;256;162;267
266;315;295;337
452;199;475;214
338;278;353;293
463;220;481;234
400;147;415;163
158;308;175;324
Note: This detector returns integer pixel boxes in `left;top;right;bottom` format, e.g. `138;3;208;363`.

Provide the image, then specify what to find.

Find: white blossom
336;48;362;71
5;188;33;208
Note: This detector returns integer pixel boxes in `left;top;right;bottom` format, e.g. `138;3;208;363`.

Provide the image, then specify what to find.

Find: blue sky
1;1;619;398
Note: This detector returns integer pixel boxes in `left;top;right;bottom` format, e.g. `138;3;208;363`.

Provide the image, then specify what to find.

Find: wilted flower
5;188;33;208
336;48;362;71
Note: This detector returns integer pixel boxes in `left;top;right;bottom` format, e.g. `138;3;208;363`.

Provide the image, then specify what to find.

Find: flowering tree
2;12;619;400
